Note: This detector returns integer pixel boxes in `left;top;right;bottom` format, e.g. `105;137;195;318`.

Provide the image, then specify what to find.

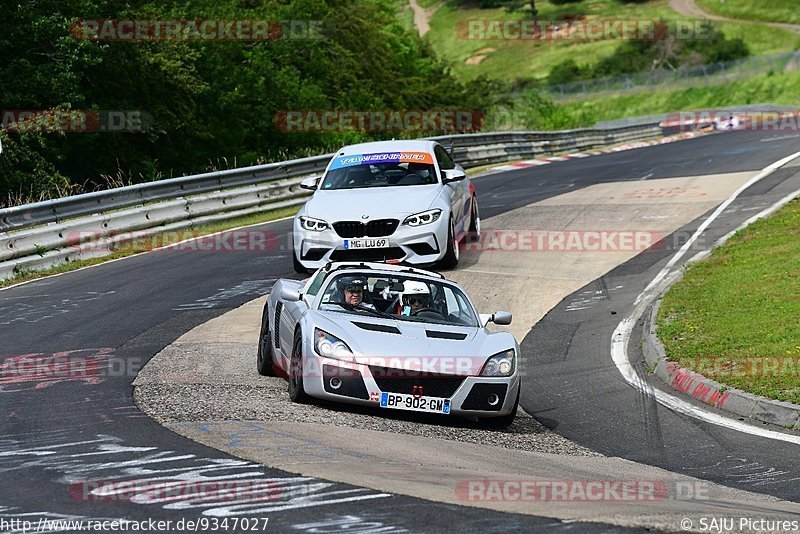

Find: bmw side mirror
442;169;466;183
281;286;302;302
300;176;318;191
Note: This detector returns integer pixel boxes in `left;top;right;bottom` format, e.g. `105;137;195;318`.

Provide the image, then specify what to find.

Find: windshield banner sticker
329;151;434;170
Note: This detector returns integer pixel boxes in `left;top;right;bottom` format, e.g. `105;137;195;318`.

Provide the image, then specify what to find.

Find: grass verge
485;68;800;131
696;0;800;25
0;205;300;289
657;198;800;404
424;0;798;82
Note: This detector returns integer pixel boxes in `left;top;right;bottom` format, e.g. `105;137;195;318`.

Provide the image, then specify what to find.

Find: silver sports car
257;261;520;427
291;139;480;272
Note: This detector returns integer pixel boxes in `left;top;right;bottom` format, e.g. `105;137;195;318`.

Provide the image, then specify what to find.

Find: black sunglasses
407;297;426;305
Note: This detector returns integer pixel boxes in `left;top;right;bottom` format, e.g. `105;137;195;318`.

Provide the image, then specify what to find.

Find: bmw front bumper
293;216;450;270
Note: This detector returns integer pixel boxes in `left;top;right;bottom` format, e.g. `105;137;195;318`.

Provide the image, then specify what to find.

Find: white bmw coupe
292;140;480;272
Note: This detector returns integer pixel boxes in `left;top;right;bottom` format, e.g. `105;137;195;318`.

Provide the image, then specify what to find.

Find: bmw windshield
320;151;438;190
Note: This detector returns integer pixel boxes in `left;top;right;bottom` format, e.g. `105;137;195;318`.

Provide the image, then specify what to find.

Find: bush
0;0;496;206
548;59;587;85
589;19;749;78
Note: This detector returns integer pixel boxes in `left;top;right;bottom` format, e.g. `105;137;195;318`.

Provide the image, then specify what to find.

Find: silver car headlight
403;209;442;227
299;216;329;232
480;349;515;377
314;328;354;361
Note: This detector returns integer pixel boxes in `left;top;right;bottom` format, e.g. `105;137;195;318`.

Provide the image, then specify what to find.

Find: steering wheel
411;308;445;319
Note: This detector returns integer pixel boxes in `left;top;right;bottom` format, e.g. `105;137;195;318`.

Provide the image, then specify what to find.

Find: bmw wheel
291;233;309;274
468;195;481;238
439;217;460;268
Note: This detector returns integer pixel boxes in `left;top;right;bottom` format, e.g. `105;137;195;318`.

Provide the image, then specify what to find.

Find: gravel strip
134;376;600;456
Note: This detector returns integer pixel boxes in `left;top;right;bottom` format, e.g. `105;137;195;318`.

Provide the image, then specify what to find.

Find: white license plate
344;238;388;249
380;392;451;414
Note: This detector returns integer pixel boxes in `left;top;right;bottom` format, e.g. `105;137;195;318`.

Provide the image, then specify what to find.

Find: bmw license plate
380;392;451;414
344;238;388;249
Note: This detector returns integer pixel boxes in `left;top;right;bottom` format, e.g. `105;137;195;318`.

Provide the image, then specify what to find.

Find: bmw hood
311;311;516;376
303;186;441;221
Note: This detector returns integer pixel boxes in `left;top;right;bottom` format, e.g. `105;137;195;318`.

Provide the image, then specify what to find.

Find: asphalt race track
1;129;799;532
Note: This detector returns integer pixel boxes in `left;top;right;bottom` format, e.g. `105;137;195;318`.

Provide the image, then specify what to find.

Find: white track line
642;150;800;299
611;149;800;444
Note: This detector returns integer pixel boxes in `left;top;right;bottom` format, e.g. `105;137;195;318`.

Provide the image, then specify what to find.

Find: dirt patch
466;47;496;64
409;0;440;37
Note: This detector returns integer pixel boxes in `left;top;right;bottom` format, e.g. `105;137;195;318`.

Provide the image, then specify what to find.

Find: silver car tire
288;330;310;403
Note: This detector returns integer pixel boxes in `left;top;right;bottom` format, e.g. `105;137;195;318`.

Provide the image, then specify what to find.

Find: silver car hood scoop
425;330;468;340
351;321;401;334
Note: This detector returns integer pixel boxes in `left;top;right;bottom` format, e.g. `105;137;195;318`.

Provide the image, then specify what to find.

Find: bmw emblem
361;214;369;220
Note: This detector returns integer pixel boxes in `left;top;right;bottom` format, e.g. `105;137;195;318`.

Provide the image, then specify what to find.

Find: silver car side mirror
281;286;302;302
492;311;512;325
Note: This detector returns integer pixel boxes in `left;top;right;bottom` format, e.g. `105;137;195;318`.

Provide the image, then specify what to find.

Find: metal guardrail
0;154;333;232
0;120;674;280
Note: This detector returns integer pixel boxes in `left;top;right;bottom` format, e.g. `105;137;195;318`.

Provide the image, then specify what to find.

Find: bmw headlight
300;216;328;232
480;349;515;377
403;209;442;227
314;328;354;361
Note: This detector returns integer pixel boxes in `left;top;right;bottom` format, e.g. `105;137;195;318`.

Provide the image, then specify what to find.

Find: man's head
341;277;367;306
402;280;430;311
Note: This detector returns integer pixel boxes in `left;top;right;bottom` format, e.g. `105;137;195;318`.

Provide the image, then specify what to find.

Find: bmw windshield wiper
329;302;397;320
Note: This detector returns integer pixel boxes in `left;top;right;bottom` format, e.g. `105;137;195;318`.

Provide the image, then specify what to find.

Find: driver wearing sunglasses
400;280;431;314
338;277;376;310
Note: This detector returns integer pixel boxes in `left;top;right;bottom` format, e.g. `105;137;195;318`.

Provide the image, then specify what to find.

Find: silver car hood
304;186;441;221
311;310;514;375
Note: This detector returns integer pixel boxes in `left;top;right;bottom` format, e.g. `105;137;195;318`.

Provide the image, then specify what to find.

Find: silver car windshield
318;273;478;327
319;162;438;190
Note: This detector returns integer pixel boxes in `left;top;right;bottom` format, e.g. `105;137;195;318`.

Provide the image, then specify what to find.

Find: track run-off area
2;129;800;532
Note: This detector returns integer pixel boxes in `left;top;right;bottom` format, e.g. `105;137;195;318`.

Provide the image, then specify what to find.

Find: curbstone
643;299;800;431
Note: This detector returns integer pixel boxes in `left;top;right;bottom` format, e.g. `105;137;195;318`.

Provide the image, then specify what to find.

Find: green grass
0;204;300;289
423;0;799;82
697;0;800;25
559;67;800;122
484;68;800;131
657;199;800;404
397;0;416;32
